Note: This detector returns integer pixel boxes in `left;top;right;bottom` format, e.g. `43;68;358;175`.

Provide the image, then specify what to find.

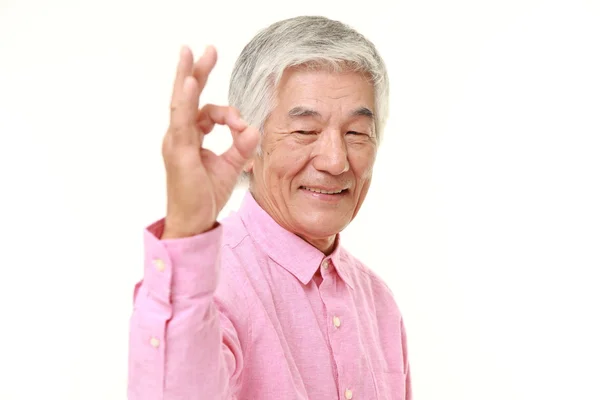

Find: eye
347;131;366;136
294;130;317;135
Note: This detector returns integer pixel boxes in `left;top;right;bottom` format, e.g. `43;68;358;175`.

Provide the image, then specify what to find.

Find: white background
1;0;599;399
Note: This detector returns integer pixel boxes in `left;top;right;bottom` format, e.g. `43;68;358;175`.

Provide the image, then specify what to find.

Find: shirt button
322;259;330;269
345;388;353;399
150;337;160;348
153;259;165;272
333;316;341;328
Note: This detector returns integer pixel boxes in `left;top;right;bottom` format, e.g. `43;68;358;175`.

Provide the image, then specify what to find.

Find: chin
296;214;350;238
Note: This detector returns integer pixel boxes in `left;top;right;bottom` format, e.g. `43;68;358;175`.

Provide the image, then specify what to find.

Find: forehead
274;67;375;112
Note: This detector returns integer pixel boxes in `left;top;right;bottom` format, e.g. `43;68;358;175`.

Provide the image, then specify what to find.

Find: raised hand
161;46;259;239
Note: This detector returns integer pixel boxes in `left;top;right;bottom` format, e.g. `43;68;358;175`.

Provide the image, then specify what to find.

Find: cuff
143;218;223;302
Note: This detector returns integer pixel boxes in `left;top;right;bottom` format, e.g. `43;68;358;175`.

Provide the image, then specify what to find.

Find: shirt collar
237;191;354;289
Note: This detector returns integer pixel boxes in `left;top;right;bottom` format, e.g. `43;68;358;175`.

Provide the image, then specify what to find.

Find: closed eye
347;131;367;135
294;130;317;135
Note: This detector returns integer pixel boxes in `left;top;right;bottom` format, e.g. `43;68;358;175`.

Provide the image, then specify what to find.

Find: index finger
196;104;248;135
170;46;194;111
169;46;198;134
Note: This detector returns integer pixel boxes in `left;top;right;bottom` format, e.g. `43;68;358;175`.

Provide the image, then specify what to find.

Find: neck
249;189;338;255
299;234;337;255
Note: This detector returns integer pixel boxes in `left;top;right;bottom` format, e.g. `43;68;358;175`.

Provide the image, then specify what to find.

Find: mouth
300;186;349;195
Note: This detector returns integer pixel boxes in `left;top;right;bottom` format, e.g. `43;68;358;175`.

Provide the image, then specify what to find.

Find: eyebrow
287;106;374;119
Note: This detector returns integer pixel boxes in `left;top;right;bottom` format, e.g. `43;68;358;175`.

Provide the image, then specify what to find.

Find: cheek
267;141;313;180
349;148;376;180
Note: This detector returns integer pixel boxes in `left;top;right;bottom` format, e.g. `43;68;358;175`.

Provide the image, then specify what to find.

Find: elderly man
128;15;411;400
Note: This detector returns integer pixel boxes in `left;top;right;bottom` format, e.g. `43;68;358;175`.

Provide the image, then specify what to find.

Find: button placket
320;258;355;398
321;258;330;272
150;337;160;348
153;258;166;272
333;315;341;328
344;388;353;399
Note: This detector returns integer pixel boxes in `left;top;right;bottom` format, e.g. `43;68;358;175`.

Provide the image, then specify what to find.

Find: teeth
302;186;344;194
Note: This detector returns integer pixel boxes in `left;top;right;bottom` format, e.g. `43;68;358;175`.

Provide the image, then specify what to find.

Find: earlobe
243;160;254;173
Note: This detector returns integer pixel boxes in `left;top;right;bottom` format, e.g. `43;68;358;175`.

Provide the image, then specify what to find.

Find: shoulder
339;247;405;320
214;212;265;287
341;248;396;298
211;214;258;322
340;248;408;347
219;212;251;249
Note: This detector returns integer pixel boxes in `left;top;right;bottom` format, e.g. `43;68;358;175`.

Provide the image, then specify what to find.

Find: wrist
161;220;217;239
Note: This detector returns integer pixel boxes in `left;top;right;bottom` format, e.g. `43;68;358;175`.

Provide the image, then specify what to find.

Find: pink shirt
128;192;411;399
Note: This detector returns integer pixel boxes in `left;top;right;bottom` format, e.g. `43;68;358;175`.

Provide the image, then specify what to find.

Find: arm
128;43;258;399
401;317;412;400
127;219;245;400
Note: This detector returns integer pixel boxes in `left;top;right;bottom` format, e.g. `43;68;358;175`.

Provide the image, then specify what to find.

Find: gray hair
228;16;389;178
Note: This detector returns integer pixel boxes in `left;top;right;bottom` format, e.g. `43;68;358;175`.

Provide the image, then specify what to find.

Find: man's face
248;66;378;251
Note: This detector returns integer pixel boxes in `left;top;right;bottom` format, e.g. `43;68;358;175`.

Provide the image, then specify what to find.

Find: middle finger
196;104;248;134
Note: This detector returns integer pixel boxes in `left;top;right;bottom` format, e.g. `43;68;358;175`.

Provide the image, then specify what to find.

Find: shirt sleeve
127;219;246;400
401;316;412;400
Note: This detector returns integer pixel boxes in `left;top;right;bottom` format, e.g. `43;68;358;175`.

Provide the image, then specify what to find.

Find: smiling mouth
300;186;348;195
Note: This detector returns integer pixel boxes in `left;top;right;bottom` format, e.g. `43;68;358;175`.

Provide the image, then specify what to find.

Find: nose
312;130;350;176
